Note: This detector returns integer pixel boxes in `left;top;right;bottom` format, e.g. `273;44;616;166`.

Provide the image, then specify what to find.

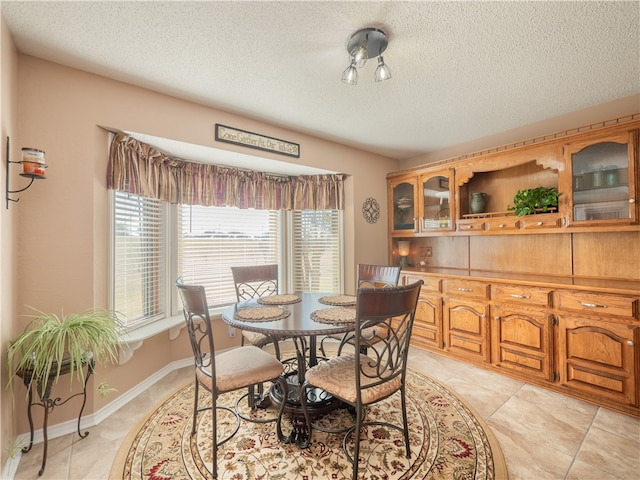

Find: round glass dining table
222;291;357;445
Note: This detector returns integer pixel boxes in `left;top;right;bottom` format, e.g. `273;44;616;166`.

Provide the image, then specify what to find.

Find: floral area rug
110;368;507;479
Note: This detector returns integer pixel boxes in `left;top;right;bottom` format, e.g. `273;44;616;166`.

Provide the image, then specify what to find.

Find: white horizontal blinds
113;192;166;327
177;205;279;308
292;210;341;292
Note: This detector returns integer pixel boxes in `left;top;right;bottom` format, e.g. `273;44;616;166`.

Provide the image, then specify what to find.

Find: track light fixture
342;27;391;85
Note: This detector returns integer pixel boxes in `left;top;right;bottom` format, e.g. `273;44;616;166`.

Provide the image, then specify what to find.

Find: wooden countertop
400;267;640;295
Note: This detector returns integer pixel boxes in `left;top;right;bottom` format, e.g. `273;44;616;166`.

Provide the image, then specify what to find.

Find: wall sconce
5;136;47;209
342;27;391;85
397;240;411;268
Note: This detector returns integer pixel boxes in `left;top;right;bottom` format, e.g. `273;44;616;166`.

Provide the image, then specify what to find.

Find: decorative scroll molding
392;113;640;178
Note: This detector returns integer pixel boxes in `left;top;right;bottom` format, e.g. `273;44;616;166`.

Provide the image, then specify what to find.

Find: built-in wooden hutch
387;114;640;418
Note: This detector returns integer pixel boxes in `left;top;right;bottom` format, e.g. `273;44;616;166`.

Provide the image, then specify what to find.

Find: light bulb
350;45;367;68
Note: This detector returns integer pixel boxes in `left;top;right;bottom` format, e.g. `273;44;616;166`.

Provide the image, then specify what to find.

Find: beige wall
2;51;398;444
1;14;20;470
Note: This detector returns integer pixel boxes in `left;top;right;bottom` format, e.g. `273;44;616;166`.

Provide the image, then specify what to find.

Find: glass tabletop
222;292;356;337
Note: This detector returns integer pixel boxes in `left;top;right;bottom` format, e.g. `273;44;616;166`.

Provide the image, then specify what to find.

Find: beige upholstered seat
299;280;423;480
320;263;401;356
176;278;287;479
196;346;284;393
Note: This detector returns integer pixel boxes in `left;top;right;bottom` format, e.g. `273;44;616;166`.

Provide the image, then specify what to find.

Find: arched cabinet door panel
556;316;637;408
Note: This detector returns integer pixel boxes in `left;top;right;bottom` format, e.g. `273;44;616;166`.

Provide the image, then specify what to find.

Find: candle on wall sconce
22;147;46;176
397;240;411;267
5;137;48;208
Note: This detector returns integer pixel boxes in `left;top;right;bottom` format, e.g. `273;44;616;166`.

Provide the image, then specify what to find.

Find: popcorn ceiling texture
2;1;638;159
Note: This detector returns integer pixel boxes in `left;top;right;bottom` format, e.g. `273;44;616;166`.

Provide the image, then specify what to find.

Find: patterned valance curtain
107;132;344;210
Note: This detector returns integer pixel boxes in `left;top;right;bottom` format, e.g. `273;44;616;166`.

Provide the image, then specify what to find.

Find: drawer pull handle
499;223;505;228
459;225;472;230
581;302;607;309
510;294;530;299
458;288;473;292
536;221;543;226
627;340;635;347
630;198;635;204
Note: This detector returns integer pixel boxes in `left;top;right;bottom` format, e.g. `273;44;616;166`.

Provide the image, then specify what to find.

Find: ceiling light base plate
347;28;388;60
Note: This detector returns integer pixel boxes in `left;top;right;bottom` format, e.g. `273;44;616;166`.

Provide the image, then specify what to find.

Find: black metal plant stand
17;354;95;476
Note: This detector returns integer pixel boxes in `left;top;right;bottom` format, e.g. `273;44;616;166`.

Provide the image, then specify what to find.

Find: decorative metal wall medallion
362;197;380;223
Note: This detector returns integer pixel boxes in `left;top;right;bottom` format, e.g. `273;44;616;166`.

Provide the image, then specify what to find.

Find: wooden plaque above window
215;124;300;158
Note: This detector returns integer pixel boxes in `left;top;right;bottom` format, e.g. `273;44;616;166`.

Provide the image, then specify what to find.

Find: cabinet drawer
485;217;521;232
556;291;638;319
444;279;490;299
521;213;562;230
403;274;441;293
492;284;553;307
456;220;485;232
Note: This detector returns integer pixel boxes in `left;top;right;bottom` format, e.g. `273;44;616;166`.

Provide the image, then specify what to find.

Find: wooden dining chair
299;280;423;480
231;264;285;360
176;278;288;479
320;264;401;356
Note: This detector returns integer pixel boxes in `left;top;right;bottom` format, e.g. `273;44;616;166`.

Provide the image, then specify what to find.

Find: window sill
118;307;227;364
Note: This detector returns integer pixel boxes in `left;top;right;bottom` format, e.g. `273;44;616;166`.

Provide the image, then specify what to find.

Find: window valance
107;132;344;210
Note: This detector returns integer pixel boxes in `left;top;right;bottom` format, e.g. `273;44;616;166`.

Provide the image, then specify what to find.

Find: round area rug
110;368;507;479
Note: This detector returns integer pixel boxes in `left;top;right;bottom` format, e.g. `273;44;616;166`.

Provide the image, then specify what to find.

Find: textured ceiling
2;1;639;160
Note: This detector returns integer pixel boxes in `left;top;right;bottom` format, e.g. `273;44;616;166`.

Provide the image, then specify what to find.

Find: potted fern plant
6;307;122;400
509;186;561;216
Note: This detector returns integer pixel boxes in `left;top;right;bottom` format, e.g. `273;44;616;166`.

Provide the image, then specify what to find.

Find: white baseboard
1;356;194;480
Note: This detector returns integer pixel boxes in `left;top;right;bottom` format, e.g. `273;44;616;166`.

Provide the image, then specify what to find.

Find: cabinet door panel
420;170;454;231
565;130;637;227
444;300;489;362
492;307;552;381
557;316;637;407
389;176;419;234
412;295;442;350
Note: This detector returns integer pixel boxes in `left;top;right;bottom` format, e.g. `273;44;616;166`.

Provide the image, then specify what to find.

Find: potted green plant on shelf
509;186;561;216
6;307;122;400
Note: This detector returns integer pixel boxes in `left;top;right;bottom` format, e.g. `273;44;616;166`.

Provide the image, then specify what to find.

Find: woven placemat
318;294;357;306
234;306;290;322
311;307;356;325
257;294;301;305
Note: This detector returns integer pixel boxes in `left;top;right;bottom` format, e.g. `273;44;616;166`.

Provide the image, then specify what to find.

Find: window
112;192;166;328
291;210;342;293
177;205;279;308
112;193;342;329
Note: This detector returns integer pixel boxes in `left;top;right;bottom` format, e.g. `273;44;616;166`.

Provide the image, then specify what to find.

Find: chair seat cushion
241;330;272;347
305;353;401;404
196;345;284;393
330;324;390;344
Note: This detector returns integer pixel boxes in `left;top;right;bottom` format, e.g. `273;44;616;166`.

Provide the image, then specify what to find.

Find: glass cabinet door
569;132;636;225
421;171;453;230
389;177;418;234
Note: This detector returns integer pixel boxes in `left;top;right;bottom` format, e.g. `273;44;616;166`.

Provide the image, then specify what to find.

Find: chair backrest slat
357;264;401;289
231;264;279;301
354;280;423;395
176;278;215;379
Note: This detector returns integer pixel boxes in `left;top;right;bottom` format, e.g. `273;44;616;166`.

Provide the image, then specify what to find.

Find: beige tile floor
12;344;640;479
